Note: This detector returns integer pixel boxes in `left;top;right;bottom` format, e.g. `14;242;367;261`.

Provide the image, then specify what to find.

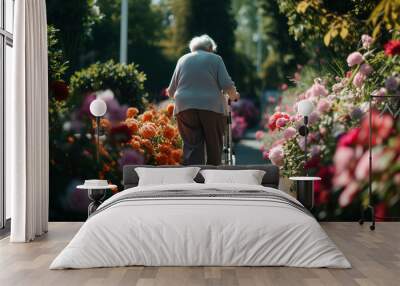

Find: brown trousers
176;109;225;166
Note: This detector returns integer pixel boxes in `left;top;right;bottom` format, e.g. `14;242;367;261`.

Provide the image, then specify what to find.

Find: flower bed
258;34;400;220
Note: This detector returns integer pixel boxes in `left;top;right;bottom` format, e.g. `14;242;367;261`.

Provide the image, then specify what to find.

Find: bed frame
122;164;280;190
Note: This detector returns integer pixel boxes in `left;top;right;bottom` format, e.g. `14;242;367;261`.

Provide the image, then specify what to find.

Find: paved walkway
234;129;265;165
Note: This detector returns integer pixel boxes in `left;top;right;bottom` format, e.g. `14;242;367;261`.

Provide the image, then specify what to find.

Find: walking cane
223;99;236;166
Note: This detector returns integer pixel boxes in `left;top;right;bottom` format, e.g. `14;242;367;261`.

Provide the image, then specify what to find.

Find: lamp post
290;99;319;210
120;0;128;64
89;98;107;163
297;99;314;176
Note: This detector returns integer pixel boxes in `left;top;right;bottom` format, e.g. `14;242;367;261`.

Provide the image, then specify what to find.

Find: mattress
50;183;351;269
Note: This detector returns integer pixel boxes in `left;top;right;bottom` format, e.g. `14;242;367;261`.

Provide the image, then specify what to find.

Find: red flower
338;128;360;147
384;40;400;56
304;156;320;169
50;80;69;101
268;112;290;131
359;111;394;146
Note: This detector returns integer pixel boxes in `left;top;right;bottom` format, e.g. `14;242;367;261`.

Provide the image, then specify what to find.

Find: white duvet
50;183;351;269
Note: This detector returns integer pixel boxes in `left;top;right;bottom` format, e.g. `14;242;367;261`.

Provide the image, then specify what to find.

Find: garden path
235;128;265;165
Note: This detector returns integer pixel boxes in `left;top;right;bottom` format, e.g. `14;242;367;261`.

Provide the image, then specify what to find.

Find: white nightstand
289;177;321;210
77;184;117;216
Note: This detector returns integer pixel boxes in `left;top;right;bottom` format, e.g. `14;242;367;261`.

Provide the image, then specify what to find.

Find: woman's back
168;50;234;115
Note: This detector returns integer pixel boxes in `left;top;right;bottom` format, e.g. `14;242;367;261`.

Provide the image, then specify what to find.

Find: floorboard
0;222;399;286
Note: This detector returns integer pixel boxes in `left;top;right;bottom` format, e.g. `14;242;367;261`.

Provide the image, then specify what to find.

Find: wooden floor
0;222;399;286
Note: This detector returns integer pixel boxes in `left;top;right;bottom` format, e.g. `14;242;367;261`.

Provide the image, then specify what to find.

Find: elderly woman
167;34;240;165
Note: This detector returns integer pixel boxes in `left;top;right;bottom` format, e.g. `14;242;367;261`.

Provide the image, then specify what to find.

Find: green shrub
69;59;148;110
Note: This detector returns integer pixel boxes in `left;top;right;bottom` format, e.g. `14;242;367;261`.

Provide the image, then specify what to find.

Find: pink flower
276;118;288;128
347;52;364;67
311;145;321;156
361;34;373;49
352;72;365;88
280;83;288;91
283;127;297;140
297;137;306;151
306;82;329;98
333;147;355;173
359;63;373;76
262;151;269;160
255;130;265;140
316;99;331;113
332;82;344;93
374;87;387;97
269;145;284;166
339;182;360;207
354;151;370;180
308;111;320;124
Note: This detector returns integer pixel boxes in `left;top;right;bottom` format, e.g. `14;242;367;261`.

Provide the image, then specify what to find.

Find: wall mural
47;0;400;221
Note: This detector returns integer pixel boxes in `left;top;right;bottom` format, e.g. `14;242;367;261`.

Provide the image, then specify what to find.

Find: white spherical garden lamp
90;98;107;163
297;99;314;175
90;99;107;117
297;99;314;117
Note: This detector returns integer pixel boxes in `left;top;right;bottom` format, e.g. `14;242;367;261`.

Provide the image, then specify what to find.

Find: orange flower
139;123;157;139
158;115;169;126
171;149;183;162
141;139;152;149
163;124;176;140
166;103;174;117
155;153;169;165
159;143;172;155
142;111;153;122
130;140;141;150
132;135;141;141
126;107;139;118
125;118;139;133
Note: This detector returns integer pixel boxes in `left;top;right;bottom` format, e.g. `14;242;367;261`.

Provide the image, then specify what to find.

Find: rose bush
258;33;400;220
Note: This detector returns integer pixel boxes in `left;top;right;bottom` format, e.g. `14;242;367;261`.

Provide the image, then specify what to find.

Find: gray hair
189;34;217;52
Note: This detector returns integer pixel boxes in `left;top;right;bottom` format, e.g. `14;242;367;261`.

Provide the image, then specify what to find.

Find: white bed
50;182;351;269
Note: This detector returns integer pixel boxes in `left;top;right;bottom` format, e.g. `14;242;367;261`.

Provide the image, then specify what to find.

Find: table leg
296;180;314;210
88;189;107;216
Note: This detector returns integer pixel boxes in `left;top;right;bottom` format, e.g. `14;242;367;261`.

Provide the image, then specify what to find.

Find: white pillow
200;169;266;185
135;167;201;186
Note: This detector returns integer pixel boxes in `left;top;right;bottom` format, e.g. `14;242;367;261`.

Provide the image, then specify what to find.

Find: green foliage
48;26;69;83
276;0;396;59
259;0;308;89
46;0;103;76
83;0;174;96
170;0;237;71
69;60;148;110
48;26;70;134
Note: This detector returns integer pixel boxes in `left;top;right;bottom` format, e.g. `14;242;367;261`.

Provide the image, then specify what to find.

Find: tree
258;0;309;89
46;0;103;76
82;0;174;97
171;0;236;73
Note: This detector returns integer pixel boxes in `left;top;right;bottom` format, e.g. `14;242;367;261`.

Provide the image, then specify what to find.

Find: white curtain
8;0;49;242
